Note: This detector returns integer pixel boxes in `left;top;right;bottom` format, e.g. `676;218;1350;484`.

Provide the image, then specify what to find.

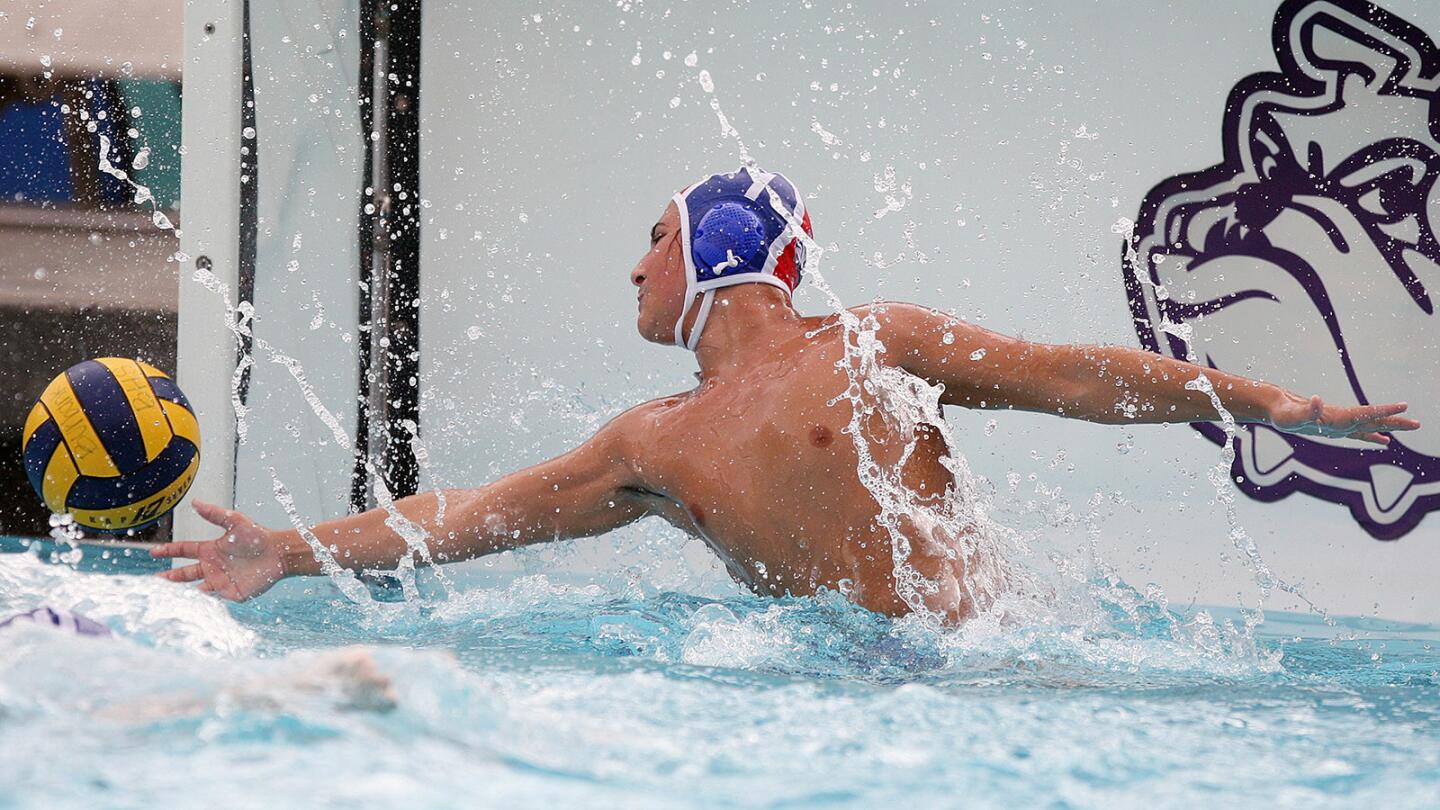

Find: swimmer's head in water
0;606;111;637
630;167;812;350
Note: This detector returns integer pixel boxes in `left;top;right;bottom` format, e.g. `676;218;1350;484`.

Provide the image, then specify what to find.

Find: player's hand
150;501;287;601
1270;394;1421;445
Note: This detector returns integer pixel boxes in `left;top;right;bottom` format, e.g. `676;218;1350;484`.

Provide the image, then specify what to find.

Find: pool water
1;543;1437;809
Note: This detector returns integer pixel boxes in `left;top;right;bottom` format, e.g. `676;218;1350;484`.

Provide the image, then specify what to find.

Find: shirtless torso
616;313;960;620
154;194;1417;623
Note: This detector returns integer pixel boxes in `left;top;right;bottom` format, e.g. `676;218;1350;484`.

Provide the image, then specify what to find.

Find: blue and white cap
672;167;812;350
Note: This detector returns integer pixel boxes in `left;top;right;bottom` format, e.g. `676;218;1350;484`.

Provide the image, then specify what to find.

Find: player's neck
693;284;804;380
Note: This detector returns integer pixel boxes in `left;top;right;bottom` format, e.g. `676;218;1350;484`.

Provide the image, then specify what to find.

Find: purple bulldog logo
1125;0;1440;539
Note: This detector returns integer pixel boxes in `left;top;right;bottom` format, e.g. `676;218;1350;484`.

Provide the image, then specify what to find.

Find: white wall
415;0;1440;621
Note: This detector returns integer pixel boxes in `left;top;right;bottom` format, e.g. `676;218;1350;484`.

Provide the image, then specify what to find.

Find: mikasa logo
1125;0;1440;539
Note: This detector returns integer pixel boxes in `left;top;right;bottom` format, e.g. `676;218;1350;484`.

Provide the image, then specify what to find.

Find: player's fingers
150;541;201;559
193;500;238;530
1346;404;1399;427
1371;402;1409;417
1348;431;1390;446
1376;415;1421;432
198;581;215;594
158;564;205;583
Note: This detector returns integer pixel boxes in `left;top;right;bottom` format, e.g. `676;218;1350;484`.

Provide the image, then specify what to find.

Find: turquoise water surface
0;539;1437;809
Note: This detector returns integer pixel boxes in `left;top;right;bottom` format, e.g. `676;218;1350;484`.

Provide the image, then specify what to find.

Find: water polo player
151;167;1420;623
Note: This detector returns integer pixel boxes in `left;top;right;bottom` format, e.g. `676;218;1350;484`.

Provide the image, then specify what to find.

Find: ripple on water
1;557;1437;808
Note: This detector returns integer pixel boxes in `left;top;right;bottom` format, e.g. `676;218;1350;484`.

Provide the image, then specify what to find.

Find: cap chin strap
675;288;716;351
674;275;794;351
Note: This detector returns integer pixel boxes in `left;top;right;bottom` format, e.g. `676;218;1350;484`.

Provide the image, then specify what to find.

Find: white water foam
0;554;256;657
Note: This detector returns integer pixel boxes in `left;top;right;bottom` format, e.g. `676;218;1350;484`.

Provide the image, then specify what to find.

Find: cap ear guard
692;202;766;278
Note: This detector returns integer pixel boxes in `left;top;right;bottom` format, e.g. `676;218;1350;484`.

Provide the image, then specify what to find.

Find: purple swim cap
0;607;112;637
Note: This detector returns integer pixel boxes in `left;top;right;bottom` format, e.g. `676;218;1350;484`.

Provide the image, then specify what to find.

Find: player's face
630;202;692;345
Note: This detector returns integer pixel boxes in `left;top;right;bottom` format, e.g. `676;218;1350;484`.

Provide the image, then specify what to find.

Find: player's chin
637;325;673;346
636;314;676;345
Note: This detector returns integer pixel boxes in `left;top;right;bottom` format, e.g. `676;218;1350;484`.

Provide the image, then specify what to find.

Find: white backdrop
413;0;1440;620
182;0;1440;620
231;1;364;528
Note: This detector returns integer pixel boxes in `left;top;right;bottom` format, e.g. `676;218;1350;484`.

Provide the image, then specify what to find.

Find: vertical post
235;1;258;409
350;0;379;514
378;0;423;499
175;1;246;540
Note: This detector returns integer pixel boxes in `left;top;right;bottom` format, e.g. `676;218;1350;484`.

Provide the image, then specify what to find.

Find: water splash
267;469;374;604
361;453;456;597
751;158;1277;666
93;93;453;608
401;418;447;528
190;262;454;602
770;194;1029;631
1118;218;1329;629
96;134;171;230
693;69;754;168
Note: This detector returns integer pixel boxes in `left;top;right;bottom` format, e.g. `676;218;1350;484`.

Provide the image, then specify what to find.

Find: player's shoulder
594;392;690;446
842;300;965;337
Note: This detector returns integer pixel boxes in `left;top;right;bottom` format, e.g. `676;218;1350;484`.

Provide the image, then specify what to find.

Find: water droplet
683;51;698;67
941;332;955;345
242;126;256;139
969;348;987;361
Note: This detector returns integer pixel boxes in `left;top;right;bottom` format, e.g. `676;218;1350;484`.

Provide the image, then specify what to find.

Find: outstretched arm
873;302;1419;444
152;410;652;600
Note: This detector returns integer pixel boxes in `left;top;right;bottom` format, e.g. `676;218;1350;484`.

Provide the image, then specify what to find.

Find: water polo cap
672;166;813;350
0;606;111;637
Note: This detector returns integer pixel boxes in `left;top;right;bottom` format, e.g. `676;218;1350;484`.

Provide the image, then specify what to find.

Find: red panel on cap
773;240;800;291
771;210;812;291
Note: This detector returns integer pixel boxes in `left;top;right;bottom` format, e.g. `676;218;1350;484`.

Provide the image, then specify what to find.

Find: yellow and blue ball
21;358;201;533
